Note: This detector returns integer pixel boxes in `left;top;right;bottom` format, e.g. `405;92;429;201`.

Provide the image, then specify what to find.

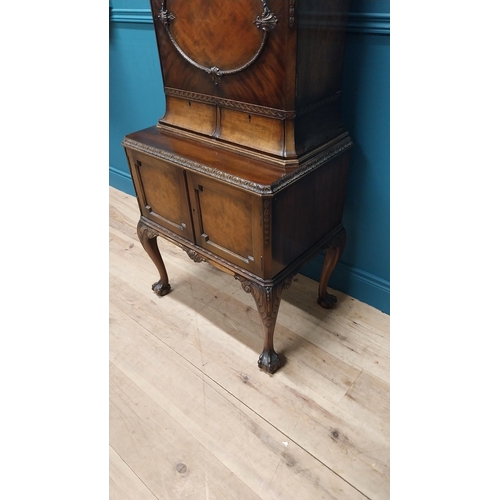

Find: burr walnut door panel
150;0;287;107
186;172;264;275
127;151;194;242
164;0;266;76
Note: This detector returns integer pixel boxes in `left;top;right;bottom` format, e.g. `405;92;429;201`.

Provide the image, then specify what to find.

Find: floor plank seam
110;444;161;500
205;373;373;500
110;187;389;499
337;370;364;407
115;308;373;499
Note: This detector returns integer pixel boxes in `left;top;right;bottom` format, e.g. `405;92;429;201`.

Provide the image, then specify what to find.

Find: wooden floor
109;186;390;500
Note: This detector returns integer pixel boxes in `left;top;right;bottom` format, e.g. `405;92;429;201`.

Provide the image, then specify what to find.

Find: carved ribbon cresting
156;0;278;84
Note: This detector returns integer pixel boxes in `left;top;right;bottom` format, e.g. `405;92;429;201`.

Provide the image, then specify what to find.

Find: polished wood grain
218;107;284;156
125;125;291;179
109;186;390;499
186;171;264;275
295;0;350;107
167;0;265;70
161;95;216;136
151;0;288;105
127;149;194;240
271;150;350;276
124;125;351;280
150;0;351;159
123;125;351;371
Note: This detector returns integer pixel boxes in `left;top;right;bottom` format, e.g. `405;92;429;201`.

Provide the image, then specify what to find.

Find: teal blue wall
109;1;390;313
109;0;164;193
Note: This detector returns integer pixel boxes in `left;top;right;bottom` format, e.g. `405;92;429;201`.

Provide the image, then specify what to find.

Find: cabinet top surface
123;126;352;195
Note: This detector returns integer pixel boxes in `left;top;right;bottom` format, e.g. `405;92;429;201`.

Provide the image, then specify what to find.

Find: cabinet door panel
127;150;194;241
187;172;263;275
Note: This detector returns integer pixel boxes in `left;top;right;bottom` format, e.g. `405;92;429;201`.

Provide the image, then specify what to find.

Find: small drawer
219;108;284;156
159;96;216;137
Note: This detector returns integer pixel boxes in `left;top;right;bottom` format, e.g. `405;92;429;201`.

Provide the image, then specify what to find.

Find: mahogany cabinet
123;0;352;373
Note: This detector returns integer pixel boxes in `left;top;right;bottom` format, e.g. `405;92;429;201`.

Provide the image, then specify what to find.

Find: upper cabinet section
150;0;351;162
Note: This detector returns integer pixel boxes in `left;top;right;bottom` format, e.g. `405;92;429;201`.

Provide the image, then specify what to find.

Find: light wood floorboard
109;186;390;500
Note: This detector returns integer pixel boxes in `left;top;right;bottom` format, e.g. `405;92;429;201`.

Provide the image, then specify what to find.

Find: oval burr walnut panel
151;0;288;107
151;0;351;160
159;0;277;85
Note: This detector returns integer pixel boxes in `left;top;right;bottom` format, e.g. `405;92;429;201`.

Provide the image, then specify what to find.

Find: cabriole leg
317;227;346;309
237;274;294;374
137;219;171;297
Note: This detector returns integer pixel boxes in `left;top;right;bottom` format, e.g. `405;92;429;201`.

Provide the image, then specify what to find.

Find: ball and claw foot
152;280;171;297
317;291;338;309
258;349;281;374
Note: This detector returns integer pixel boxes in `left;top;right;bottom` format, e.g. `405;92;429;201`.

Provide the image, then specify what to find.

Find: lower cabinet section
123;126;352;373
128;148;265;276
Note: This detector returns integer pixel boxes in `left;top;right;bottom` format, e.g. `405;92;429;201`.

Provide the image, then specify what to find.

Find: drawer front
159;95;217;136
186;172;263;275
126;150;194;241
219;108;284;156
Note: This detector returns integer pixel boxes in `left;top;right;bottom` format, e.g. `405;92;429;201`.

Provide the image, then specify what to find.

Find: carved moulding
137;220;159;241
164;87;341;120
236;275;295;328
181;246;207;264
263;199;271;246
164;87;292;119
156;0;278;84
288;0;295;28
122;134;353;196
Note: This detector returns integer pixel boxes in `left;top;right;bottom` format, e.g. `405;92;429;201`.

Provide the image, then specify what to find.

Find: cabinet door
150;0;286;108
127;150;194;241
186;172;263;275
